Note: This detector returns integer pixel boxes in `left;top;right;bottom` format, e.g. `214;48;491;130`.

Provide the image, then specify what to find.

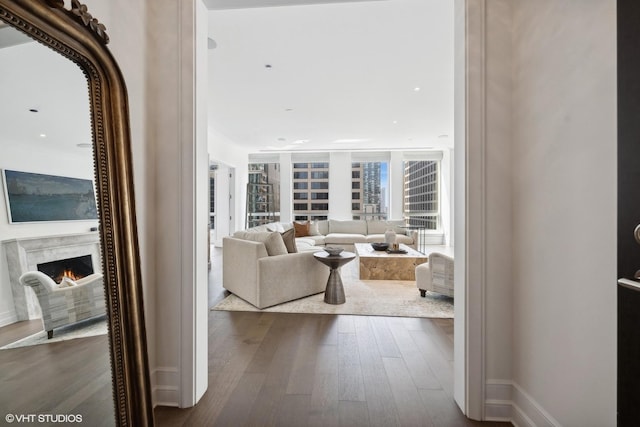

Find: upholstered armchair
415;252;454;298
19;271;106;339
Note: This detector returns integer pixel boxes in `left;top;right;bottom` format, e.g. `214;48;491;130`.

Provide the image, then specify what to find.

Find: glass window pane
351;161;388;220
292;161;329;219
247;162;280;227
402;160;439;230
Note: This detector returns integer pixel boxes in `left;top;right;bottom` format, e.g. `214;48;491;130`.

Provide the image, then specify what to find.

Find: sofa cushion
58;277;77;288
233;231;288;256
325;233;367;244
316;220;329;235
281;228;297;253
329;220;367;235
265;222;285;232
366;220;406;235
295;237;324;252
304;235;326;246
366;234;414;245
293;221;311;237
309;221;321;236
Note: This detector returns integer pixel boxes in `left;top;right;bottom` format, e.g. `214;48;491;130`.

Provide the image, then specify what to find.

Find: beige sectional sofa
221;219;417;309
249;219;418;252
222;235;329;308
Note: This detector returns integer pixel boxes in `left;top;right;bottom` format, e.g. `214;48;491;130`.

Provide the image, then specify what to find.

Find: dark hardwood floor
0;334;114;426
155;247;510;427
0;245;510;426
0;319;41;347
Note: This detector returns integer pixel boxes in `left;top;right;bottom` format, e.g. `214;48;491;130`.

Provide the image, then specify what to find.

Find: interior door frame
192;0;487;419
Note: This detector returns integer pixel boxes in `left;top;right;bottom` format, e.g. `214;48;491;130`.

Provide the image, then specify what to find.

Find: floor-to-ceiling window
247;162;281;227
403;160;440;230
292;162;329;221
351;161;389;220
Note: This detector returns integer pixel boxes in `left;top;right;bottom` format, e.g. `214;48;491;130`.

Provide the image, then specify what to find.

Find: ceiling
206;0;454;153
0;0;453;157
0;25;92;154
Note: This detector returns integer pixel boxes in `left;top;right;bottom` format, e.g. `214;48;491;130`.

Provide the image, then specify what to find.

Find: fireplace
3;232;101;320
37;255;94;284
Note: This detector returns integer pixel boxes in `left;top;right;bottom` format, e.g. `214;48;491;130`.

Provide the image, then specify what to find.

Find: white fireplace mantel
2;232;102;320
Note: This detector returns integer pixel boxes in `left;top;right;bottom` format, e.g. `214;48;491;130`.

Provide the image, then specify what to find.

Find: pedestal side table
313;251;356;304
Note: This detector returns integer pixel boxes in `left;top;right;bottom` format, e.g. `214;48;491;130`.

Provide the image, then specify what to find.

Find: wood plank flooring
0;245;510;426
156;245;510;427
155;310;508;427
0;334;114;426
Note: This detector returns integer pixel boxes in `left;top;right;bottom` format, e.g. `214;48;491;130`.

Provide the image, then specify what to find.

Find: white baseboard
152;366;180;407
485;380;561;427
0;309;17;327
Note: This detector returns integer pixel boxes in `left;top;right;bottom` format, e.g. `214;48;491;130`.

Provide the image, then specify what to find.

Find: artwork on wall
2;169;98;223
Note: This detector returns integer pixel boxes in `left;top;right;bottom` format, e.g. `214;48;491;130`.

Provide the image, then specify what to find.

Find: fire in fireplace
37;255;94;284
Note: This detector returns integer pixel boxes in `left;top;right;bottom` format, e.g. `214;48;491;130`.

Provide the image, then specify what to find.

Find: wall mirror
0;1;153;426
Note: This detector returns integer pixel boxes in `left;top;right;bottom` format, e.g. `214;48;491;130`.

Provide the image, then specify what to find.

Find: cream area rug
212;279;453;318
0;315;108;350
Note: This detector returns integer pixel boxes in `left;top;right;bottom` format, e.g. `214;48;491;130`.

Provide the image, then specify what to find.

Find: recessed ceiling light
39;133;46;138
265;64;273;69
29;108;39;113
285;108;293;112
414;87;421;91
392;120;398;124
76;143;92;148
277;137;286;141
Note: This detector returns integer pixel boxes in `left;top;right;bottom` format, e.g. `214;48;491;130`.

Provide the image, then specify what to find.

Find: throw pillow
58;277;77;288
293;221;311;237
233;231;288;256
308;221;321;236
280;228;297;253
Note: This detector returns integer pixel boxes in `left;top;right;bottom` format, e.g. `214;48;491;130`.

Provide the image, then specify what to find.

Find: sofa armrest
222;237;269;305
256;252;329;308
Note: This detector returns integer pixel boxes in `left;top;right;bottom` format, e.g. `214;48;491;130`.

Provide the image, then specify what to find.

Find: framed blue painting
2;169;98;223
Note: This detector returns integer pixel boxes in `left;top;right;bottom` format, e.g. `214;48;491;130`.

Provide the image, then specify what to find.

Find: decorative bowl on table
324;246;344;256
371;242;389;251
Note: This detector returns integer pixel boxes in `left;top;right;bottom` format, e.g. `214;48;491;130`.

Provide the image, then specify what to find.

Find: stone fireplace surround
2;232;102;320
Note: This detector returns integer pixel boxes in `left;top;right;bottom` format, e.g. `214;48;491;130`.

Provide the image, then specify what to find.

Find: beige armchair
223;236;329;309
20;271;106;339
415;252;454;298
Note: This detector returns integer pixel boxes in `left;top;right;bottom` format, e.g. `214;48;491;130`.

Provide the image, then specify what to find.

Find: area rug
0;315;108;350
212;279;453;318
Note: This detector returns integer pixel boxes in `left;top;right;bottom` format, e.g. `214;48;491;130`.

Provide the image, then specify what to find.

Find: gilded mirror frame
0;1;153;425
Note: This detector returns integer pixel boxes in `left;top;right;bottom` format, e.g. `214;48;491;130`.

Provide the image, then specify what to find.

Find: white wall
440;148;454;246
208;128;250;235
509;1;616;425
84;0;158;389
483;0;514;395
328;152;352;220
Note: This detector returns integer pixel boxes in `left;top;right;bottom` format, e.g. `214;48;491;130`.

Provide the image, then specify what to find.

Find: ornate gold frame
0;1;154;425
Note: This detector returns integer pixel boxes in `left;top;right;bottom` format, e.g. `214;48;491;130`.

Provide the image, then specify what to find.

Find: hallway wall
510;1;616;425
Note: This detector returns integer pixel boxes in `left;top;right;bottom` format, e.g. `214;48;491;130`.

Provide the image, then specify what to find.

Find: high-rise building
292;162;329;221
351;162;386;219
403;160;439;229
247;163;281;226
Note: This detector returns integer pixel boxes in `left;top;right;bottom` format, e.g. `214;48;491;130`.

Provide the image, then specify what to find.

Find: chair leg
47;330;53;339
419;289;426;297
